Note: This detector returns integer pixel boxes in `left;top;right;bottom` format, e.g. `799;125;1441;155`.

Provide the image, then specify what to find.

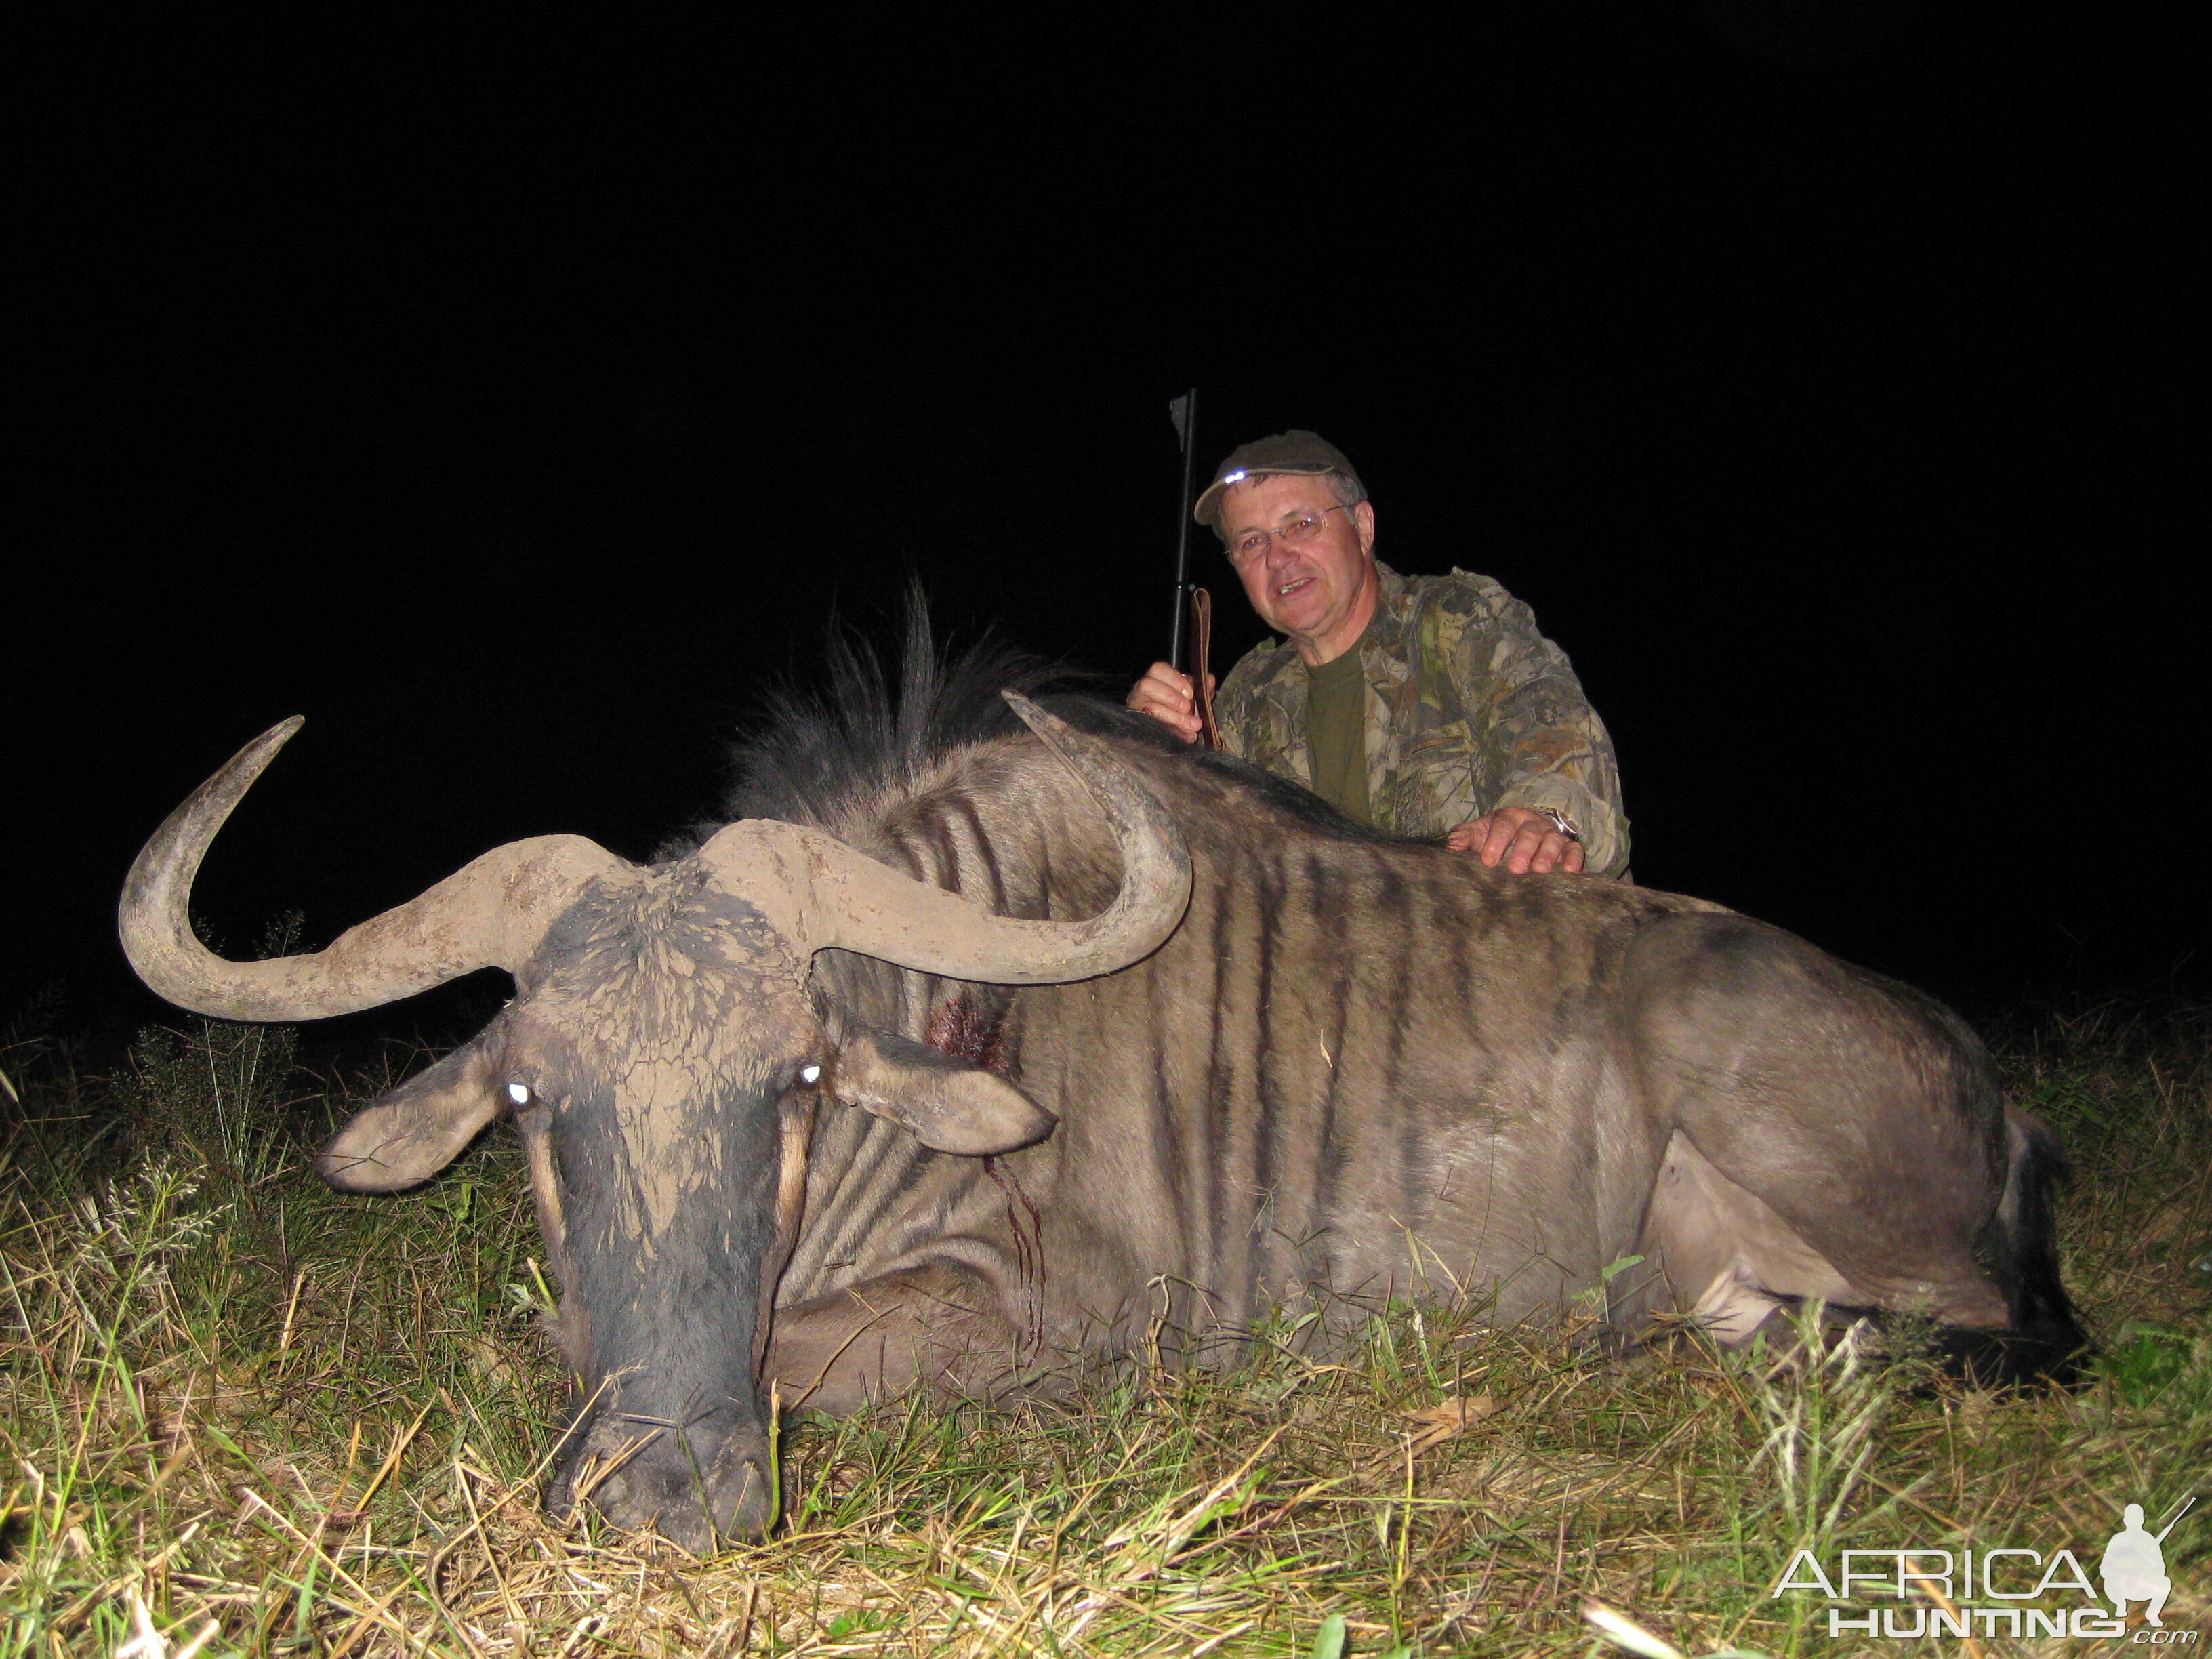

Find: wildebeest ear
315;1038;504;1193
827;1029;1056;1155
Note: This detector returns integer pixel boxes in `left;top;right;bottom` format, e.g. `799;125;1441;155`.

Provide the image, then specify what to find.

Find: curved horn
119;718;623;1021
710;693;1191;985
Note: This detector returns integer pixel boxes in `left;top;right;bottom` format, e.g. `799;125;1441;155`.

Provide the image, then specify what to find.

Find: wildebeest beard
518;869;817;1548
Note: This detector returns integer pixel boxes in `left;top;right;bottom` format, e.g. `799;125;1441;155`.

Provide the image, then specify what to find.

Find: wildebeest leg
1626;915;2013;1333
1635;1131;1861;1344
769;1264;1034;1414
514;1105;593;1379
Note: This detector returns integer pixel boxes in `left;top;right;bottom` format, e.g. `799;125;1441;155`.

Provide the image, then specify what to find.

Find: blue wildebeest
120;640;2081;1551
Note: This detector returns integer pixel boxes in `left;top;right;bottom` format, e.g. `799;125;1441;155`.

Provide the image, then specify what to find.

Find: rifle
1166;390;1220;748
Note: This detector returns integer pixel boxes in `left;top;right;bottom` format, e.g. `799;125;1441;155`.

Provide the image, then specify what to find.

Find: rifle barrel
2154;1492;2196;1544
1168;388;1199;670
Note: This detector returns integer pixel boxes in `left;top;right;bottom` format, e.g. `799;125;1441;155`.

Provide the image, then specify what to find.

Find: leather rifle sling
1189;586;1221;750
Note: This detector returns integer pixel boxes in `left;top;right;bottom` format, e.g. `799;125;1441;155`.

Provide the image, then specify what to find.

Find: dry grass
1;1001;2206;1656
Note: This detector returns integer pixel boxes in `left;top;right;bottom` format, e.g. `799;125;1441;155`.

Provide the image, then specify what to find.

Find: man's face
1220;474;1380;665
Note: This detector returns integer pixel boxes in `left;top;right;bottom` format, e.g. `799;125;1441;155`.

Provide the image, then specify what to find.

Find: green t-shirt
1303;646;1371;824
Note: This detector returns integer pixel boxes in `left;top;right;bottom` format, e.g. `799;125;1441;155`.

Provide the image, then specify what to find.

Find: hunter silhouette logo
2103;1498;2192;1629
1771;1492;2197;1641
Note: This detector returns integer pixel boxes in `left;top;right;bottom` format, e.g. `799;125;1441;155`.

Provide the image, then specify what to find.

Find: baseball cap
1193;430;1365;526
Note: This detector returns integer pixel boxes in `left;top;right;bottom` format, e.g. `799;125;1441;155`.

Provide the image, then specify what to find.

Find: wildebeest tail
1946;1109;2088;1386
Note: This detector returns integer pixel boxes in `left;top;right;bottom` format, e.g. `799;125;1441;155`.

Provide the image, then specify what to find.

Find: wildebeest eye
505;1081;533;1107
797;1063;822;1086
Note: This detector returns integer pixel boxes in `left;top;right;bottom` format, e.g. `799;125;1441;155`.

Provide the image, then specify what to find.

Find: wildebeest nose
555;1420;777;1552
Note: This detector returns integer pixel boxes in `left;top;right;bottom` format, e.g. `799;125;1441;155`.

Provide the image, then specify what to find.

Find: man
1128;430;1627;876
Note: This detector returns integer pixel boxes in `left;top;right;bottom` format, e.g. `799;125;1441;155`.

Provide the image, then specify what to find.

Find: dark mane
718;607;1422;848
722;609;1069;830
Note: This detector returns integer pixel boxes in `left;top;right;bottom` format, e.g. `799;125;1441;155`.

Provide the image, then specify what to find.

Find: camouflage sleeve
1211;642;1293;779
1212;650;1265;759
1437;573;1631;876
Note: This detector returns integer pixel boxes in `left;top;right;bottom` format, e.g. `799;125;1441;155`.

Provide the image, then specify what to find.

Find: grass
0;998;2205;1656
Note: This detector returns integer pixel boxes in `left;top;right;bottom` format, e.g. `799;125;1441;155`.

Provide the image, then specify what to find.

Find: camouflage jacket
1213;560;1629;875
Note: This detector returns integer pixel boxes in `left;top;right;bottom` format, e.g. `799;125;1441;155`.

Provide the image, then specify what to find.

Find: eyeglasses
1227;504;1357;565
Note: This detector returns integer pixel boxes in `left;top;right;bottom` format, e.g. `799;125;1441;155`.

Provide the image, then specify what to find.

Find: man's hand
1126;662;1215;745
1446;808;1586;874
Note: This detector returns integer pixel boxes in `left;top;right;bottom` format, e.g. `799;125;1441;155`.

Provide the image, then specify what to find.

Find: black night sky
16;7;2199;1044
